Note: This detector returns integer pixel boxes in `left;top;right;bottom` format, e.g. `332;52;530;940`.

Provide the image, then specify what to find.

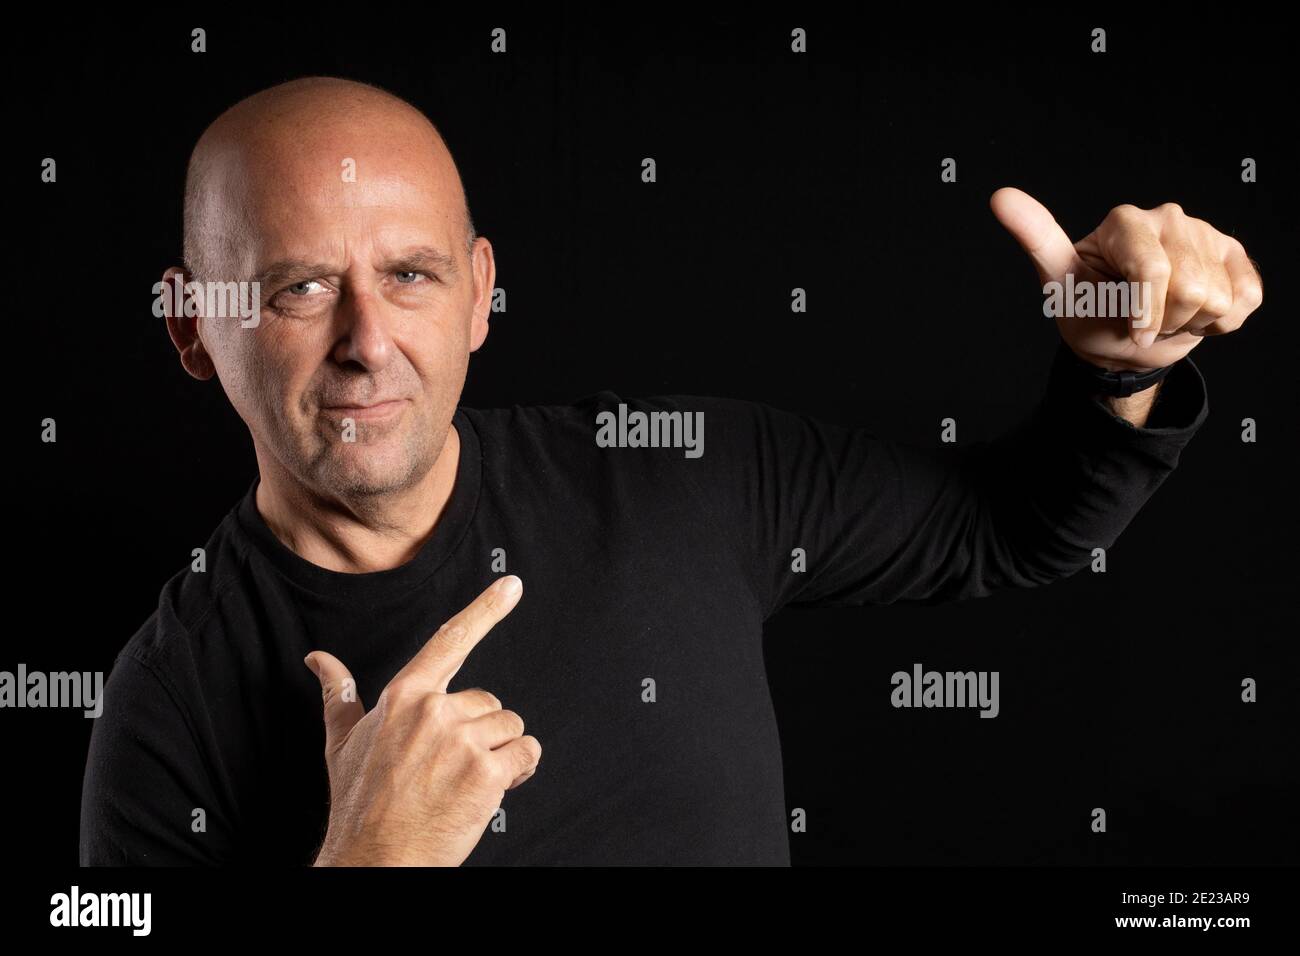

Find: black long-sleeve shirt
79;345;1208;865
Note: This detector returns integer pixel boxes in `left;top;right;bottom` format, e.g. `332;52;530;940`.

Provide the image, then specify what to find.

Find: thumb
990;187;1081;285
304;651;365;754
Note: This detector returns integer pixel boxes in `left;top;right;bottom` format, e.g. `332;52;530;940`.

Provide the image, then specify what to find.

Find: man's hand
304;575;541;866
991;187;1263;372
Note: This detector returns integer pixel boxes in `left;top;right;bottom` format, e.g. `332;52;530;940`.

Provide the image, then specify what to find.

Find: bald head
166;75;497;508
182;77;475;284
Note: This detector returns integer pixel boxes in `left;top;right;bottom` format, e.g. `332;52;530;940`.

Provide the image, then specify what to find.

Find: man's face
192;113;487;500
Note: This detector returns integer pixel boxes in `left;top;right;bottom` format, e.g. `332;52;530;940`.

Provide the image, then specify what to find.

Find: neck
252;423;461;574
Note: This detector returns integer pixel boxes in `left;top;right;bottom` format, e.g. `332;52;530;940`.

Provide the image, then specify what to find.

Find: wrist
1101;379;1163;427
1063;346;1175;398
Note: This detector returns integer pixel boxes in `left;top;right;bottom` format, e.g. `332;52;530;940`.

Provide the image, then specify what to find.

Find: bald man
79;77;1260;866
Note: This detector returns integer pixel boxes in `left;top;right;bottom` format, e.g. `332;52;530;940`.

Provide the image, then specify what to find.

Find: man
79;76;1261;865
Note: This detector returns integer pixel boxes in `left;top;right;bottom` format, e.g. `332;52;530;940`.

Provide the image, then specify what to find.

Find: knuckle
437;620;472;650
319;678;340;706
1107;203;1143;225
1158;201;1185;217
1202;300;1232;321
1167;278;1207;308
519;751;539;777
502;709;526;737
466;747;497;783
1140;258;1172;282
1239;280;1263;309
380;677;415;708
445;727;481;768
333;676;361;708
449;720;477;749
420;691;448;723
1203;287;1234;316
469;687;502;710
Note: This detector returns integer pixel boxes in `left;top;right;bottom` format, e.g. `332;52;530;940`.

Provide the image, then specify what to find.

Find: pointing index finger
399;575;523;694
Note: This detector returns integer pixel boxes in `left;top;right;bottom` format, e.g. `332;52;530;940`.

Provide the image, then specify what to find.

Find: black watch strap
1063;348;1175;398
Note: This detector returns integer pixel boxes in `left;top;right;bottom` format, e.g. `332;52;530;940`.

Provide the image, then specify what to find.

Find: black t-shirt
79;347;1208;865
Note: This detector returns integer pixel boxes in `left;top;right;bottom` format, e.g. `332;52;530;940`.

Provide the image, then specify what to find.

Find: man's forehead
217;160;462;274
235;139;457;210
243;170;457;228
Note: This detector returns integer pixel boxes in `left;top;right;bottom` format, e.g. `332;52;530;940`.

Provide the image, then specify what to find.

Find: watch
1062;347;1175;398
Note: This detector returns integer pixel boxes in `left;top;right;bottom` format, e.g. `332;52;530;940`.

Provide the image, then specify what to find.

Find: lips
323;399;402;410
319;398;409;422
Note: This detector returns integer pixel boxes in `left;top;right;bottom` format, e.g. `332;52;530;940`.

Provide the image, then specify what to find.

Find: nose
331;285;395;372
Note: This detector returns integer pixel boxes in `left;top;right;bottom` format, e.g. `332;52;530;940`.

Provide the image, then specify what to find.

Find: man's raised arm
645;190;1260;617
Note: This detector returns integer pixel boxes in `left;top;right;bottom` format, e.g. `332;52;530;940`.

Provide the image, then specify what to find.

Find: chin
327;446;426;496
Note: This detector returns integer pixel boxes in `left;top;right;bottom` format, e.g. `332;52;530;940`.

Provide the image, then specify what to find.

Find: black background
13;8;1297;869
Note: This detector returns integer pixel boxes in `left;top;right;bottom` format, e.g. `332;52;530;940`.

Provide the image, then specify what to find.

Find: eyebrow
251;246;459;289
384;246;459;278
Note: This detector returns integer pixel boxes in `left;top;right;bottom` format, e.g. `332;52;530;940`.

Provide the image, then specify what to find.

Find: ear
467;237;496;353
161;266;217;380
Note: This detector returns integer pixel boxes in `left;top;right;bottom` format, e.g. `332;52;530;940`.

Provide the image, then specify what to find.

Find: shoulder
117;492;256;686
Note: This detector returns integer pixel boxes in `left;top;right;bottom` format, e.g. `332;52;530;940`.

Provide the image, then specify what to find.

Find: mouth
320;399;408;421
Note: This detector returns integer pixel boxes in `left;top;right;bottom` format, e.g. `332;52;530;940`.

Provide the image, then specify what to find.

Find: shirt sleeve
79;651;235;865
642;342;1209;619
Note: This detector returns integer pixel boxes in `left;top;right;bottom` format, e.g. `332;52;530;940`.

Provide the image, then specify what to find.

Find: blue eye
287;280;321;295
396;271;421;283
